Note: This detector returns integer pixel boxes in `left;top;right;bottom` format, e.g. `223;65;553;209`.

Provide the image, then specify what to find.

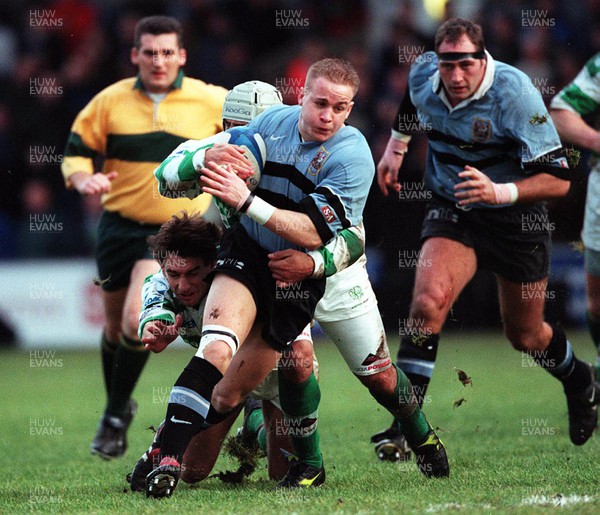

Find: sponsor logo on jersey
216;258;245;270
321;205;336;223
471;117;492;143
308;147;330;176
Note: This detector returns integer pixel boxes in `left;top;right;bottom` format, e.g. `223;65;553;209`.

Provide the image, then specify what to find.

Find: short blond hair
305;58;360;96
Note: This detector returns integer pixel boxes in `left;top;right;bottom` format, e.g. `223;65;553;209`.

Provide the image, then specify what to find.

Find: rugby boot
276;450;325;488
128;420;164;492
411;428;449;478
371;424;412;462
91;399;137;459
146;456;181;498
565;363;600;445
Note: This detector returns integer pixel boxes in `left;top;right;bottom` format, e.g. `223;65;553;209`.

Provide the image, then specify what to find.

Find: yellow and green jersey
62;72;227;224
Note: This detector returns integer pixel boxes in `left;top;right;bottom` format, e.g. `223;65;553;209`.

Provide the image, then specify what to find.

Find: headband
437;50;485;62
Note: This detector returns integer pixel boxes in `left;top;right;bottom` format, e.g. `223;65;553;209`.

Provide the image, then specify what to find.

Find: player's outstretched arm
154;134;254;198
141;317;182;353
550;109;600;153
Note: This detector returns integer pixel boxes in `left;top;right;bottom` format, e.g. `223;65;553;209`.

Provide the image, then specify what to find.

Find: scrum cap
222;80;283;123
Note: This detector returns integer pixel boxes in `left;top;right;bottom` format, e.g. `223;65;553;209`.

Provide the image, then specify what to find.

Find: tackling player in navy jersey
375;18;600;460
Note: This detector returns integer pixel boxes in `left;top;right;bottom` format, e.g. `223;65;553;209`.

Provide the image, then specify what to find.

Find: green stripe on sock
278;371;322;469
392;365;430;445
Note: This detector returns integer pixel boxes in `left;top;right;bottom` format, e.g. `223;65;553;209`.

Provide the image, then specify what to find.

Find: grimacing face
298;76;354;143
161;256;212;308
437;34;486;107
131;33;186;94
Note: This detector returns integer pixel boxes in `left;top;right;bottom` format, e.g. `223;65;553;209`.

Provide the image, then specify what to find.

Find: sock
106;334;150;418
159;357;224;462
396;333;439;407
257;425;267;453
586;311;600;376
278;370;322;469
100;333;118;396
369;364;430;446
532;325;592;393
246;408;267;453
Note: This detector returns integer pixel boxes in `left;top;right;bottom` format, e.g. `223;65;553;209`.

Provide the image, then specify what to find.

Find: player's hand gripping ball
225;127;267;191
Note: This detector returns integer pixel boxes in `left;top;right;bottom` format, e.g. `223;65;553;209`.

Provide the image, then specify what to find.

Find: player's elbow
549;177;570;199
304;236;323;251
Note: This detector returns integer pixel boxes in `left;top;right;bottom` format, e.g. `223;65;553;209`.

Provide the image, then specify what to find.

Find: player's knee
103;324;121;343
121;310;140;340
279;340;314;383
412;289;449;322
504;327;544;352
211;389;242;414
180;465;209;484
359;366;395;396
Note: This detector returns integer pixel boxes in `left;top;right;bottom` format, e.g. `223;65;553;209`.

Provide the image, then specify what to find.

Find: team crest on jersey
308;147;330;176
321;205;336;223
471;117;492;143
348;286;364;301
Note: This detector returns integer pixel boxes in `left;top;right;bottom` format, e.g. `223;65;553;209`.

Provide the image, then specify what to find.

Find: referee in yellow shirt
61;15;226;459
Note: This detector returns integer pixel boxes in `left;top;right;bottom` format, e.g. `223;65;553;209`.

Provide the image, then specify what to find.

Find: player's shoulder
409;52;438;83
92;77;138;102
181;77;228;100
492;60;532;93
335;124;369;149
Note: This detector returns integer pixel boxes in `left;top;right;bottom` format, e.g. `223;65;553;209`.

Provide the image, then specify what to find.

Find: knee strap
197;324;240;358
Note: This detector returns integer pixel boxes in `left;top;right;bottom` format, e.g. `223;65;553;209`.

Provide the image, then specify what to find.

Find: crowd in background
1;0;599;325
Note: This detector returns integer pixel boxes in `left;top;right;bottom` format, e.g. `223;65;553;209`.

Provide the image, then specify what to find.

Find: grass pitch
1;330;599;513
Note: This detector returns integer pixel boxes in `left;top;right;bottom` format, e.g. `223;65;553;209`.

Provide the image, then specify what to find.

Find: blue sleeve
300;134;374;243
501;69;569;178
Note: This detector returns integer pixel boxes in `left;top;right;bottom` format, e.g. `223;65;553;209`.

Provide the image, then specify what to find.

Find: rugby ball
225;127;267;191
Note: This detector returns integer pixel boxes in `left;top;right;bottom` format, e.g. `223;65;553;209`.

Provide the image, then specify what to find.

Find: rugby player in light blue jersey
375;18;600;460
142;59;437;498
134;81;448;496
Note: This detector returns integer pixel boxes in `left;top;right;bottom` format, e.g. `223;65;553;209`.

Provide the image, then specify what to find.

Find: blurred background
0;0;598;348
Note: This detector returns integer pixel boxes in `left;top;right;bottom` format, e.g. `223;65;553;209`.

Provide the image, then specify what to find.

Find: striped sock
533;325;591;393
159;357;224;462
278;370;322;469
396;333;439;407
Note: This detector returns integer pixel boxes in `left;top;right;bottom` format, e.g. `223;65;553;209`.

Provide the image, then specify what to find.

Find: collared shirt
394;51;568;208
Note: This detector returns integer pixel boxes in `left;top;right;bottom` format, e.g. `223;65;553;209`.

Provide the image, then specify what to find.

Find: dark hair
134;16;184;48
147;211;221;265
305;58;360;96
434;18;485;52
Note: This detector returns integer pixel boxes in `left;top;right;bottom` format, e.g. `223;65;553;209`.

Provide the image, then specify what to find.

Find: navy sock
533;325;591;393
159;357;224;462
396;333;439;407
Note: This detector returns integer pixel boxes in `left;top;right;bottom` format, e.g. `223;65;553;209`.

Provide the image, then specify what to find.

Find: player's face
223;118;248;130
131;33;186;94
298;77;354;142
162;256;212;308
437;34;486;107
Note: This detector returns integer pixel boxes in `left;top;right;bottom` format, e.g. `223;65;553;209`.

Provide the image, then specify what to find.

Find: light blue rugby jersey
397;51;568;208
242;104;375;252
